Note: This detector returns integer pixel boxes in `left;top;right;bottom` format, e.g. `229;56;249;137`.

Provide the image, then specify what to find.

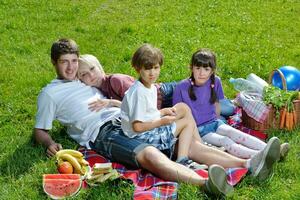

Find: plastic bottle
229;78;262;93
246;73;269;92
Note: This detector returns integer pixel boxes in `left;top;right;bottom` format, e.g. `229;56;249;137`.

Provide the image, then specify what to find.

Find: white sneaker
279;143;290;161
249;137;280;181
204;164;234;196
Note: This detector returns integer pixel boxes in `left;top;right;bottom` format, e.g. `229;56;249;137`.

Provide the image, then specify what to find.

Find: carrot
293;110;297;126
280;108;287;129
289;111;294;130
285;112;291;130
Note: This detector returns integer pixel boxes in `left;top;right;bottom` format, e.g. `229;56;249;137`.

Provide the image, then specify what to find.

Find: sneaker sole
253;137;280;180
208;165;234;195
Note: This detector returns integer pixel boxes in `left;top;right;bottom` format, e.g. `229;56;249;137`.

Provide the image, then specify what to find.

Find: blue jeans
220;99;235;117
160;81;177;108
89;120;151;169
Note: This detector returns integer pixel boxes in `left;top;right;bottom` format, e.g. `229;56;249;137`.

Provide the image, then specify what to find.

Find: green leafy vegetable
263;86;298;117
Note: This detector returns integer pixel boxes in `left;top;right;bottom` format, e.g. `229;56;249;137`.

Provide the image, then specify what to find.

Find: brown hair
131;44;163;70
188;48;218;104
51;38;79;63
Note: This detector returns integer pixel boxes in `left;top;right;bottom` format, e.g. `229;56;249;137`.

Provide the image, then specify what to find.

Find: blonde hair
78;54;104;74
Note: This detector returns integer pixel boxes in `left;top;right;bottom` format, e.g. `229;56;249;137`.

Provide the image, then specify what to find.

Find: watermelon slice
43;174;82;199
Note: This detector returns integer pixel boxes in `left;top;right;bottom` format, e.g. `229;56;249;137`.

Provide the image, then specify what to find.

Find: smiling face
53;54;79;80
137;64;161;88
77;61;104;87
191;66;214;86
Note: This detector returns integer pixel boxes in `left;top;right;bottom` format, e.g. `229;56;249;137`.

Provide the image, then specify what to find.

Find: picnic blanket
78;147;248;200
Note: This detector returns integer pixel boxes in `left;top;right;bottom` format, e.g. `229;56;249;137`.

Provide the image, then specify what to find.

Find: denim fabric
197;119;225;137
160;81;177;108
220;99;236;117
89;120;151;169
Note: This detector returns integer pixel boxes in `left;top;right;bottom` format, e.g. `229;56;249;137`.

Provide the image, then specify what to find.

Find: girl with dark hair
173;49;289;159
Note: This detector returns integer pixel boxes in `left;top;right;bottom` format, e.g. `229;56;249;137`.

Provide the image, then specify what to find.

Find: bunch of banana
56;149;89;175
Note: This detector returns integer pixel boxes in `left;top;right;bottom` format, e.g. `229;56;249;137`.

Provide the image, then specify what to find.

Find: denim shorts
197;119;225;137
133;122;177;159
89;119;152;169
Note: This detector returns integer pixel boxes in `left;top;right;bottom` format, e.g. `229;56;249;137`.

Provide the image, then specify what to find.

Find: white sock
246;159;251;169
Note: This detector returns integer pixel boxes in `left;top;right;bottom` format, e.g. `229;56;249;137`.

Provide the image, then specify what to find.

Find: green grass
0;0;299;199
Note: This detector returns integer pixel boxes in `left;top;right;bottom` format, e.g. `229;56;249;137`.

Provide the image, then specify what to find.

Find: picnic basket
241;69;300;131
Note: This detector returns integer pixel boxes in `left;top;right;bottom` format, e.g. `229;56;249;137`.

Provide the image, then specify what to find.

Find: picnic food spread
43;149;120;199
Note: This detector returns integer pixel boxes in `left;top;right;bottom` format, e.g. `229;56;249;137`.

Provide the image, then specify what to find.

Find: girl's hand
88;99;110;112
160;115;176;125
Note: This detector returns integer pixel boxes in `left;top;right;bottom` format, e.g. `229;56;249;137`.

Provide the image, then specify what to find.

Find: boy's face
192;66;213;86
77;62;104;87
53;54;79;81
137;63;160;88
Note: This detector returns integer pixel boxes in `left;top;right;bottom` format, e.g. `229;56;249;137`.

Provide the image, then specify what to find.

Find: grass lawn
0;0;299;199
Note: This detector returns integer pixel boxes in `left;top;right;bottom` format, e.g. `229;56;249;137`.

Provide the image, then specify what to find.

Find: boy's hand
46;143;62;158
161;107;177;116
160;115;176;125
88;99;110;112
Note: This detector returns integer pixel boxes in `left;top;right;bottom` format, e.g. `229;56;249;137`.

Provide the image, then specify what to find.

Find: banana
76;157;89;166
59;153;83;175
56;149;83;159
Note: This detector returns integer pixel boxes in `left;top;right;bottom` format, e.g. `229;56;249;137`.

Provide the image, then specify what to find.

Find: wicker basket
241;69;300;131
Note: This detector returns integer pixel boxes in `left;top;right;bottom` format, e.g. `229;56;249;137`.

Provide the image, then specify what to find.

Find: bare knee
174;102;191;113
136;146;166;168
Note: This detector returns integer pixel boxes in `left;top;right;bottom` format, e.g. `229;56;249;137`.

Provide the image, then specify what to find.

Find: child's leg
202;133;259;158
173;103;202;143
216;124;266;150
173;103;199;159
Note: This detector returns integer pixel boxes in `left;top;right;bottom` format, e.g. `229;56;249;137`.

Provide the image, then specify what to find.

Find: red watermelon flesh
43;174;82;199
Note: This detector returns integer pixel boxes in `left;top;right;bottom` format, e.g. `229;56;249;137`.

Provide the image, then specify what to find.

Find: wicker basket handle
268;69;287;91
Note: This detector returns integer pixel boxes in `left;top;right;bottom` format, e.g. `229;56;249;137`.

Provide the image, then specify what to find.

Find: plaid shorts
133;122;177;159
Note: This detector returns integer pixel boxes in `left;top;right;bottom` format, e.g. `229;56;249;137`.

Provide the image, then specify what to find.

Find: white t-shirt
121;81;161;138
35;79;120;148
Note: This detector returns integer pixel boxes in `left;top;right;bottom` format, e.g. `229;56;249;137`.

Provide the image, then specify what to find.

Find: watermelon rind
43;174;82;199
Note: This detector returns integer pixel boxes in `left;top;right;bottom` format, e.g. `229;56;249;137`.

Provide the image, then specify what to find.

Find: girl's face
137;64;161;88
77;63;104;87
192;66;214;86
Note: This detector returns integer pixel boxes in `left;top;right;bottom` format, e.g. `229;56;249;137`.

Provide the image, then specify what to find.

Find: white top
121;81;161;138
35;79;120;148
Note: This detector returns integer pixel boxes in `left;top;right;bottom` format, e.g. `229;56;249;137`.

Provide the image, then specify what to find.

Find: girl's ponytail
188;75;197;101
210;73;218;104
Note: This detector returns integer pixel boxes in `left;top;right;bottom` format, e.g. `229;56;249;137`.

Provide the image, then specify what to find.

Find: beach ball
272;66;300;91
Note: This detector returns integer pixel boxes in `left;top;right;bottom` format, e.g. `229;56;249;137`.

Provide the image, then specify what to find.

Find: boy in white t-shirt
121;44;204;167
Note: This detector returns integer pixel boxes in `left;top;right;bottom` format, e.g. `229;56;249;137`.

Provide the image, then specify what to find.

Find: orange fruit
57;161;74;174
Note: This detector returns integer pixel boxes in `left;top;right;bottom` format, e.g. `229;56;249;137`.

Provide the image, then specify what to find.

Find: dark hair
51;38;79;63
131;44;163;70
188;48;218;104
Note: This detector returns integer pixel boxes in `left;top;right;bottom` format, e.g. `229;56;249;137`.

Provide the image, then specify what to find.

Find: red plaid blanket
78;147;248;200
